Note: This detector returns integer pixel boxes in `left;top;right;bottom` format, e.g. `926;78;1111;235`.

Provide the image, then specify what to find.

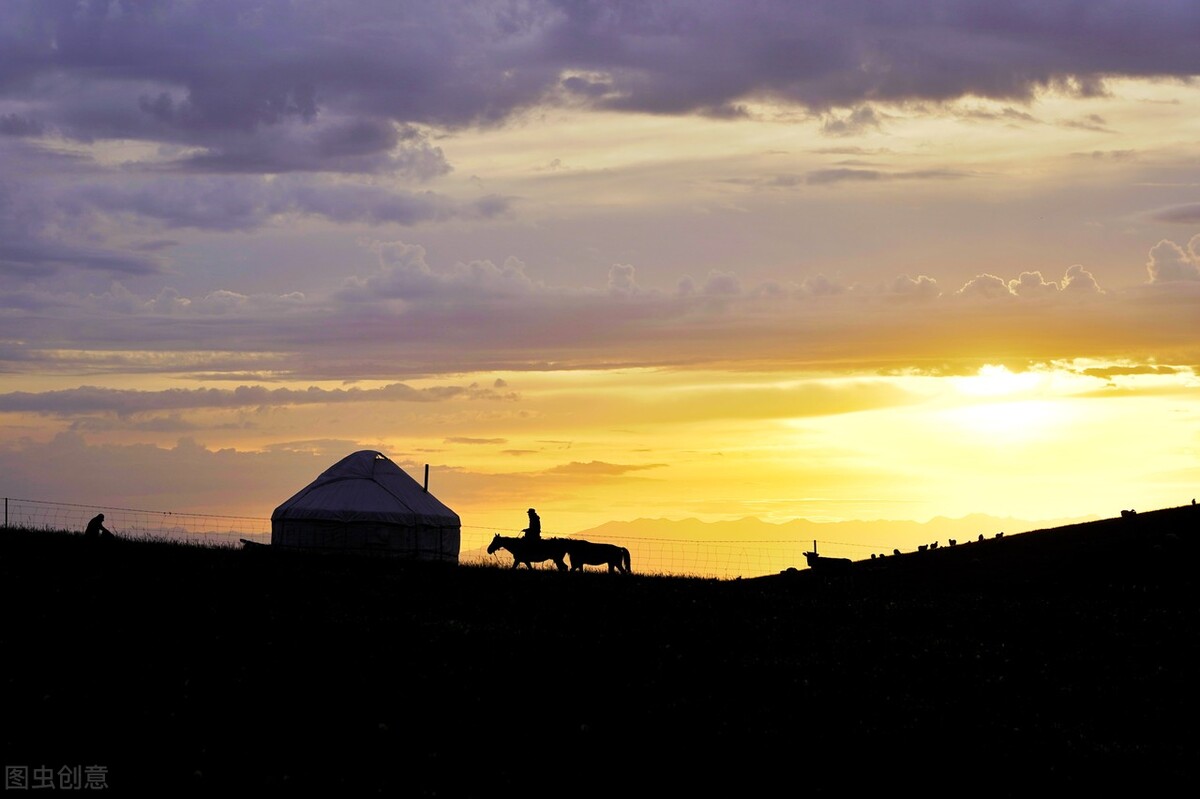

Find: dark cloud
3;0;1199;159
0;238;162;279
1074;149;1136;161
807;168;886;185
0;113;44;136
561;75;614;99
0;381;511;418
1058;113;1114;133
959;106;1041;124
72;176;505;231
1152;204;1200;224
0;180;164;278
821;106;882;136
171;121;452;177
1079;364;1182;379
805;167;970;185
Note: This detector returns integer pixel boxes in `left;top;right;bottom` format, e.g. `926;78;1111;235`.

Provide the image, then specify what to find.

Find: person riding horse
522;508;541;540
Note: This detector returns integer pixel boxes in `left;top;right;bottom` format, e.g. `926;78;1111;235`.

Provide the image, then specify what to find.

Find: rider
522;508;541;541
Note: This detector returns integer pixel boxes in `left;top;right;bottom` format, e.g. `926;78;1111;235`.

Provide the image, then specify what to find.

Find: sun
941;399;1063;446
953;364;1042;398
941;365;1067;446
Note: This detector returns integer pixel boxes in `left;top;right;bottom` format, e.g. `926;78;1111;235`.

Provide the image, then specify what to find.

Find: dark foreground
3;506;1199;796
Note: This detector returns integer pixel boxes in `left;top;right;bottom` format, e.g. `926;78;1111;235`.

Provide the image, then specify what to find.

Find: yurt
271;450;460;562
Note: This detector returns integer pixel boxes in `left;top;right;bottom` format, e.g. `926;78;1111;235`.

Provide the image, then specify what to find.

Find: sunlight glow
953;364;1043;397
941;399;1066;446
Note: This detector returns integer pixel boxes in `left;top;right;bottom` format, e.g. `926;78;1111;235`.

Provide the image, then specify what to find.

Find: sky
1;1;1198;552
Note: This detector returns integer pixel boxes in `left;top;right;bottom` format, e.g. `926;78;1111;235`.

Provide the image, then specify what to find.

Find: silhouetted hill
3;506;1198;795
775;503;1199;590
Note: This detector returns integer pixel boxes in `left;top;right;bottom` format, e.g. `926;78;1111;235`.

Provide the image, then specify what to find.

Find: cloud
1078;364;1183;379
1058;113;1113;133
958;106;1041;125
1061;264;1103;294
5;0;1200;152
0;431;353;516
1008;271;1059;296
1152;204;1200;224
0;113;44;136
821;106;882;136
890;274;941;300
963;266;1104;298
0;179;165;280
700;270;742;296
171;121;453;177
72;176;509;232
807;168;886;185
1146;239;1200;283
342;240;540;301
543;461;666;477
607;263;640;295
0;381;515;418
801;274;846;296
804;167;971;185
0;239;1193;385
956;274;1013;299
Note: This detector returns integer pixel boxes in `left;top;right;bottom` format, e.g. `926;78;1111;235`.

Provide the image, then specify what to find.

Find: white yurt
271;450;460;562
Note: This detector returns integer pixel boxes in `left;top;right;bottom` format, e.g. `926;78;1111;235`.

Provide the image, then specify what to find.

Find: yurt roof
271;450;460;526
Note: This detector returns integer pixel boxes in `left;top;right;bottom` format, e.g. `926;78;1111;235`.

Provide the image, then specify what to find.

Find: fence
3;497;831;579
2;497;271;548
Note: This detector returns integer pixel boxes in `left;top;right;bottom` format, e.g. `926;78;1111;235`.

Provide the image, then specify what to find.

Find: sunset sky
1;1;1198;549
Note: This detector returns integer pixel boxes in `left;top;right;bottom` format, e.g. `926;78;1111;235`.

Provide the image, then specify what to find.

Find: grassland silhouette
2;504;1197;794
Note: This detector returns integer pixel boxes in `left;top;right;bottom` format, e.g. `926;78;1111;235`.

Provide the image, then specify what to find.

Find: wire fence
2;497;271;548
2;497;826;579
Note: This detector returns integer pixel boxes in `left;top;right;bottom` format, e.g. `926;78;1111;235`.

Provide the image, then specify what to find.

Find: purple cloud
4;0;1199;159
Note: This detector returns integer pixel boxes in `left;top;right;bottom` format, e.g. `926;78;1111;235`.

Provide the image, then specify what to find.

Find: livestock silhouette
487;534;569;571
802;544;853;574
564;539;631;574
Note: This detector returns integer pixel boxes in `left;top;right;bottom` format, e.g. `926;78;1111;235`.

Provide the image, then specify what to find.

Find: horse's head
487;534;502;555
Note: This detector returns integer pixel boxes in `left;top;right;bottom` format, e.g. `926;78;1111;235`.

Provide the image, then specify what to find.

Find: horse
486;534;570;571
564;539;631;574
